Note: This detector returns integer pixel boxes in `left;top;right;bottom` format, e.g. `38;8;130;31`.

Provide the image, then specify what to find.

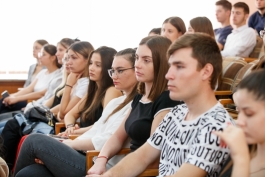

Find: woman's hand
58;124;80;137
66;73;82;87
87;158;107;176
212;122;249;161
57;131;68;137
35;158;44;165
3;95;17;106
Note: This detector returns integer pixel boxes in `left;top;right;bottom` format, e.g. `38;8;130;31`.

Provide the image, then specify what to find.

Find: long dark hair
80;46;117;122
137;36;172;102
58;38;75;49
68;41;94;78
163;16;186;35
43;44;62;68
190;17;215;38
105;48;138;122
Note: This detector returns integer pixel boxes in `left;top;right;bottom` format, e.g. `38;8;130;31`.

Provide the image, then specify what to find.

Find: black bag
14;113;54;135
25;102;56;127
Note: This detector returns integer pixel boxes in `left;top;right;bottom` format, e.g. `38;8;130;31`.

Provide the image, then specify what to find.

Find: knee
23;134;48;147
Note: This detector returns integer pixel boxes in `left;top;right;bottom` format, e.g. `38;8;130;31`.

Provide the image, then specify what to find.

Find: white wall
0;0;227;73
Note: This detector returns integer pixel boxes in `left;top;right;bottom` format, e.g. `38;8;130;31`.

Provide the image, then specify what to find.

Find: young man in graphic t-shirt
87;33;233;177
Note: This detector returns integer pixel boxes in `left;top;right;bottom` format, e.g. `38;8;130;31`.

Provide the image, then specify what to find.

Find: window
0;0;218;79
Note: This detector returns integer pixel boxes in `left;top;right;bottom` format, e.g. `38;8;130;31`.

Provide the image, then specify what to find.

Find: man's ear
244;14;249;21
201;63;213;81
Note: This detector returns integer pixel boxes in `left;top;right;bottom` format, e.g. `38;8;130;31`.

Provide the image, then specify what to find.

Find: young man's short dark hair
233;2;250;14
168;33;222;90
215;0;232;11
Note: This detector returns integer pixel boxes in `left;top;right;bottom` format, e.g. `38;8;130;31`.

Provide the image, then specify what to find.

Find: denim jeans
14;134;86;177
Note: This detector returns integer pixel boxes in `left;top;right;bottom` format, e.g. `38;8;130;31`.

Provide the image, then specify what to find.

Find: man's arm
166;163;207;177
103;143;160;177
217;42;224;51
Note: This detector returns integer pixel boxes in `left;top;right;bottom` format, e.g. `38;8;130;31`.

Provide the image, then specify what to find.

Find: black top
125;90;182;151
80;104;103;128
51;86;64;108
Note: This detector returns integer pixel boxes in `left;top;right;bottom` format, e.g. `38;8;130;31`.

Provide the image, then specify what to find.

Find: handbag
24;101;56;127
14;113;54;135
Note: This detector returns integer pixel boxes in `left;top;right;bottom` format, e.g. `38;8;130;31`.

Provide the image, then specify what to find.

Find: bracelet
65;84;73;88
96;156;108;161
66;124;74;128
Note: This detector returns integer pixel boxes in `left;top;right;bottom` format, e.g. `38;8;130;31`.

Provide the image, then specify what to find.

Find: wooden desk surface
0;79;25;94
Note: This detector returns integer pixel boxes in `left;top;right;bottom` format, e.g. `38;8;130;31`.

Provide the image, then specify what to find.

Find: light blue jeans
14;133;86;177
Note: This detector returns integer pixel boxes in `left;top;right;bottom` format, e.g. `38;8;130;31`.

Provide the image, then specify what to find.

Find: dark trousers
1;119;22;170
0;99;27;114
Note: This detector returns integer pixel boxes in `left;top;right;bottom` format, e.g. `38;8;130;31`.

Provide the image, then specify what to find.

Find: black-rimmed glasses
108;67;134;77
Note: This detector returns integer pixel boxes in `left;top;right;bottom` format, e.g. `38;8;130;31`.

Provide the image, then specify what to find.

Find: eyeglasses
63;56;69;64
108;67;134;77
38;52;44;58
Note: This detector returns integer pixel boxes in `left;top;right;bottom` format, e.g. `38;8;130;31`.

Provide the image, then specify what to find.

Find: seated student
0;39;74;131
161;16;186;42
187;16;215;38
0;38;76;126
88;33;234;177
0;44;62;114
24;38;78;112
13;48;138;177
214;69;265;177
87;36;182;175
221;2;256;57
148;28;161;36
57;46;122;135
248;0;265;36
24;39;48;88
46;41;93;120
214;0;233;50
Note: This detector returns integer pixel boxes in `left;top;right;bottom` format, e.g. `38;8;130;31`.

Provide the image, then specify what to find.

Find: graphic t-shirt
148;102;234;177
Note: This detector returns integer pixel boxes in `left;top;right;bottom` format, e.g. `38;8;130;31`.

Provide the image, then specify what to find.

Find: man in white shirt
87;33;234;177
221;2;256;57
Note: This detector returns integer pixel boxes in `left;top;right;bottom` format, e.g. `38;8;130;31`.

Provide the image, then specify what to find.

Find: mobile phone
47;134;69;142
1;90;9;99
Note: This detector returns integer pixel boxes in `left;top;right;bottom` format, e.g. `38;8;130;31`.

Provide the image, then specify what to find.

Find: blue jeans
14;134;86;177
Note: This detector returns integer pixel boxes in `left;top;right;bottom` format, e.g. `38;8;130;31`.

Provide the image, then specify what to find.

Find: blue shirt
214;25;233;46
248;11;265;34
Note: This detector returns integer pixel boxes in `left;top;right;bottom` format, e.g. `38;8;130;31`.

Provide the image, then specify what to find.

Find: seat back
218;57;247;91
249;35;263;58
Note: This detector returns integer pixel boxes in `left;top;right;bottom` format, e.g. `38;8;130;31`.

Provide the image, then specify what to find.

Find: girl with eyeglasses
88;36;182;176
13;48;137;177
